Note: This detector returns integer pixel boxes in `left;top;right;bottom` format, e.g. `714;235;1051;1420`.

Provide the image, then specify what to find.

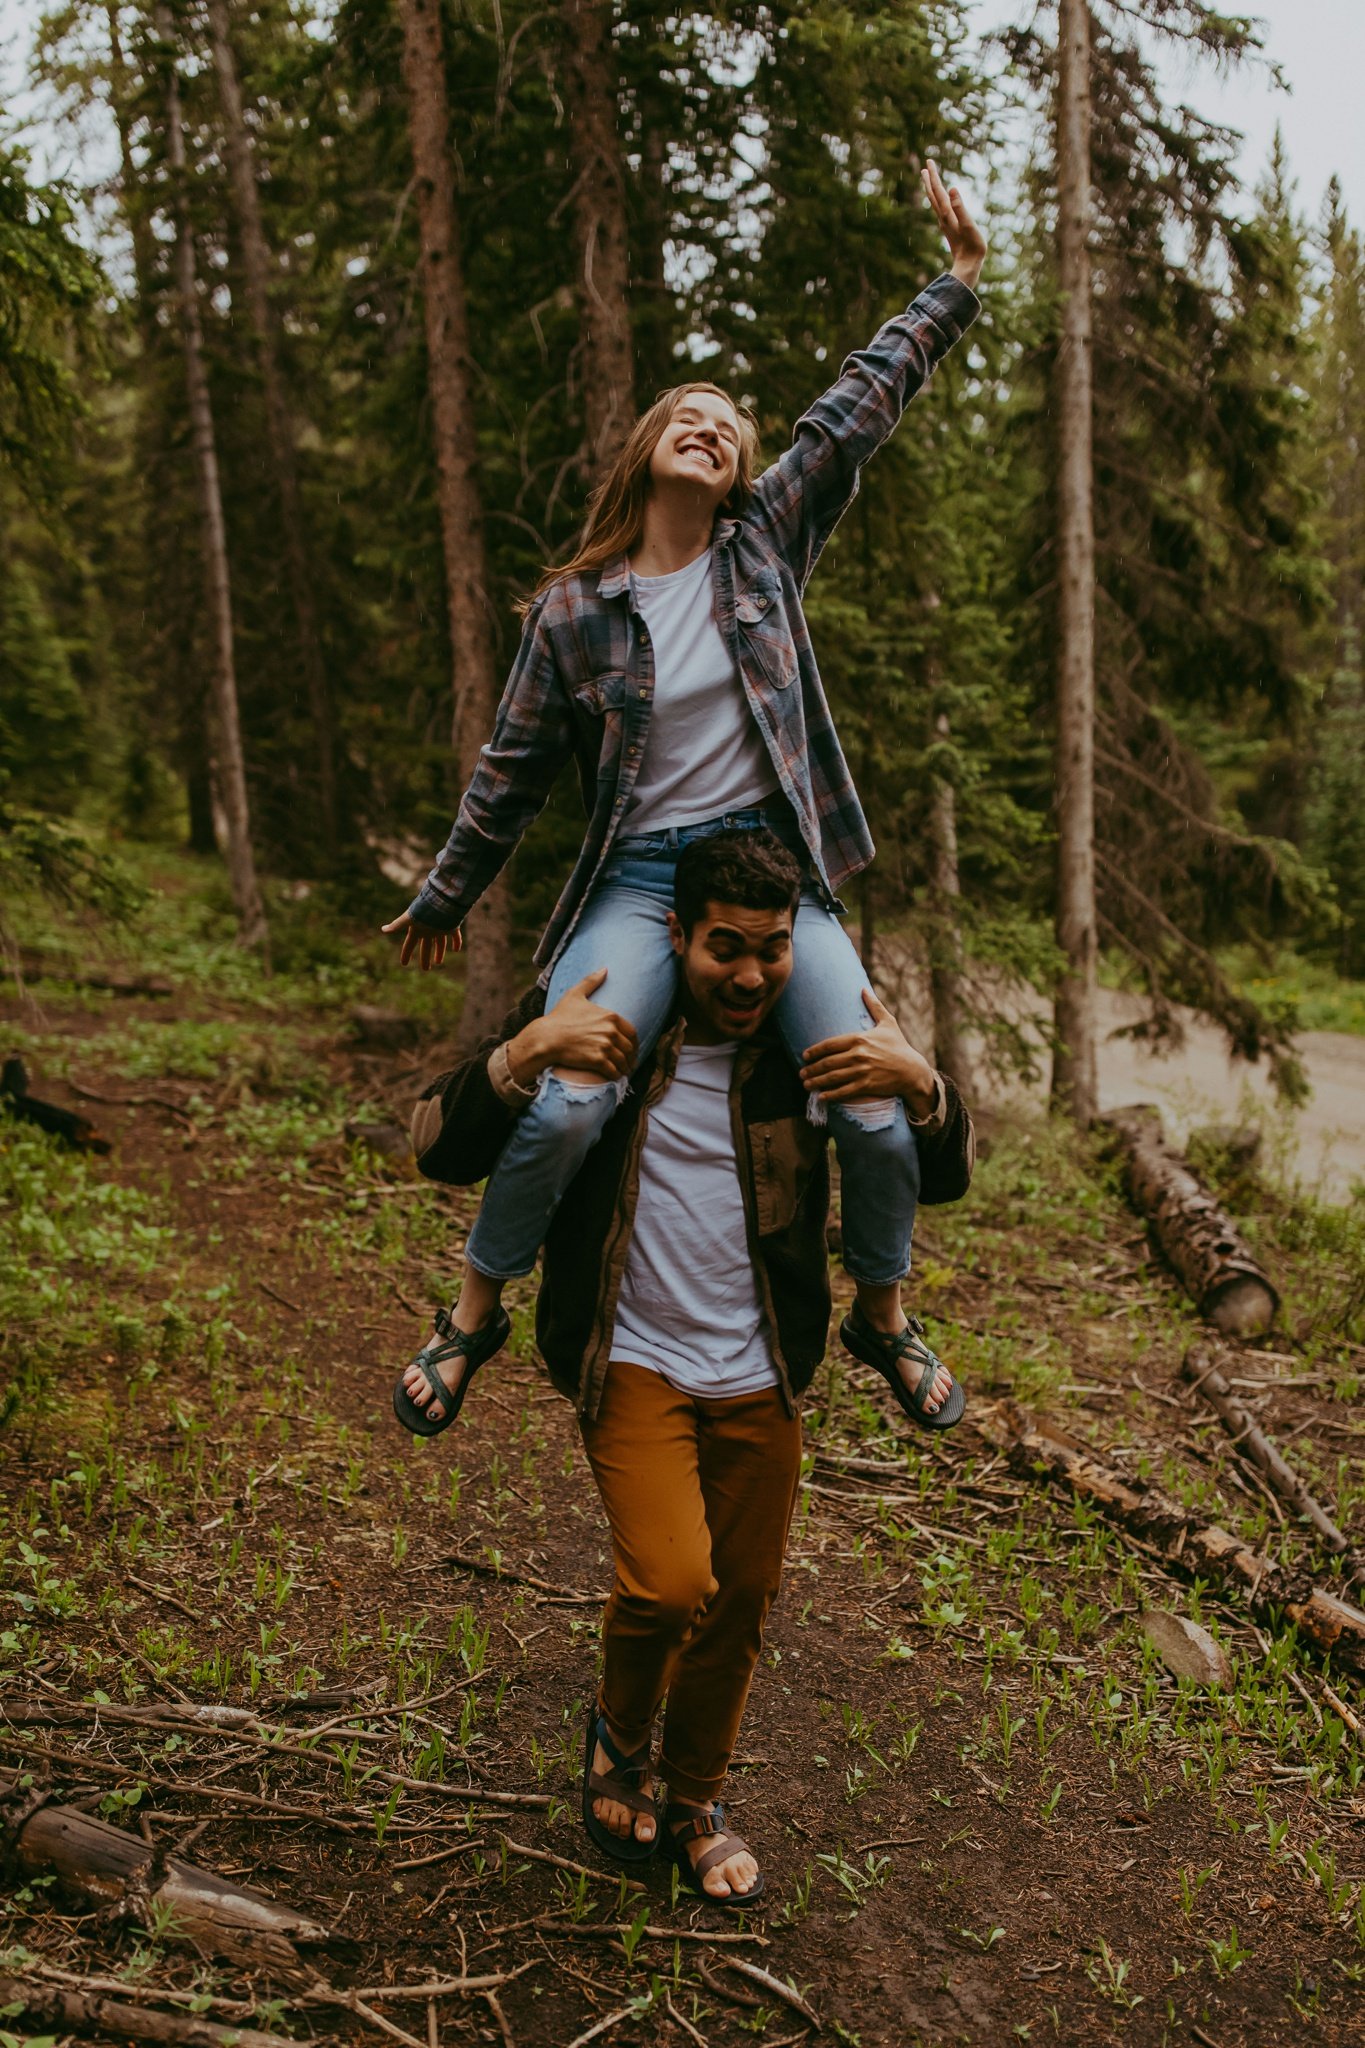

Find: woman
387;162;985;1435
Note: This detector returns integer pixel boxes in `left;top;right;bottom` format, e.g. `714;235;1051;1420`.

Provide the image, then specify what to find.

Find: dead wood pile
979;1402;1365;1675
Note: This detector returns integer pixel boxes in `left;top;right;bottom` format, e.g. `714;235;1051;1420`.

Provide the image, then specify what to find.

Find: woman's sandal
581;1708;658;1865
840;1305;966;1432
391;1305;511;1438
666;1800;765;1909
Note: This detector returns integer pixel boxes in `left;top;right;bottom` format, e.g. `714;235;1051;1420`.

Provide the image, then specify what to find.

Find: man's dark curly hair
672;828;803;937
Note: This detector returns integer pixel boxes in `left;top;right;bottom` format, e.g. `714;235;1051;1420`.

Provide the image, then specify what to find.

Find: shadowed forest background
4;5;1365;2047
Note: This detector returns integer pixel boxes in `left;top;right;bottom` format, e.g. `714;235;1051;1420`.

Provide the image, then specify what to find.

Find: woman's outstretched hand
381;909;464;970
922;160;986;292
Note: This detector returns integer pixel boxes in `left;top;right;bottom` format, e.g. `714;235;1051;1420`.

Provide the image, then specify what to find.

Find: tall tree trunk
206;0;339;858
1050;0;1099;1122
158;5;268;954
562;0;635;474
632;85;671;401
397;0;511;1046
927;709;975;1097
107;2;216;853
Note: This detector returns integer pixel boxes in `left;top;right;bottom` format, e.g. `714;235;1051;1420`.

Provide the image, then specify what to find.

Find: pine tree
398;0;513;1041
1303;186;1365;974
156;0;268;953
1001;1;1321;1096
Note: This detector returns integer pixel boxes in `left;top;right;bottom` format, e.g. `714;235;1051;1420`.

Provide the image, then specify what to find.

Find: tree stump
1097;1104;1278;1335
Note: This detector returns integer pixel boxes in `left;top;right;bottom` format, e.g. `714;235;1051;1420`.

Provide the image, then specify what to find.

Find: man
398;830;972;1905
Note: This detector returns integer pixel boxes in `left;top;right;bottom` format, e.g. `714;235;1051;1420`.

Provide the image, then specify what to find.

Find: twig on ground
564;1998;645;2048
0;1976;288;2048
124;1573;202;1622
724;1959;819;2026
393;1277;429;1318
330;1965;536;2003
484;1987;516;2048
664;1994;710;2045
499;1834;647;1891
508;1916;763;1948
1182;1346;1355;1565
440;1550;600;1605
257;1278;303;1314
1319;1676;1365;1744
0;1735;368;1830
393;1837;487;1872
697;1959;763;2009
336;1990;428;2048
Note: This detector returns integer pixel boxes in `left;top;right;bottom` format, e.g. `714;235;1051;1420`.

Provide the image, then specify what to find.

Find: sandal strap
587;1769;655;1816
670;1812;722;1844
874;1318;947;1417
692;1830;752;1883
593;1714;651;1776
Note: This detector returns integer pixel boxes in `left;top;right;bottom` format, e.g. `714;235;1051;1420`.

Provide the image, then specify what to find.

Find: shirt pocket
569;672;631;769
735;575;798;691
751;1114;823;1234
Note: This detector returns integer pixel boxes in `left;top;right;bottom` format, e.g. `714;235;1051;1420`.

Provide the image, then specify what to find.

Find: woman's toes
635;1814;655;1842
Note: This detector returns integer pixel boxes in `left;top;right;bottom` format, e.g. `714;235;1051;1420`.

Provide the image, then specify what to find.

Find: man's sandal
581;1708;658;1865
391;1305;511;1438
666;1801;765;1909
840;1305;966;1432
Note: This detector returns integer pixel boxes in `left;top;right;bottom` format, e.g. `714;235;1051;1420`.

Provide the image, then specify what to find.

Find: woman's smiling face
647;390;743;506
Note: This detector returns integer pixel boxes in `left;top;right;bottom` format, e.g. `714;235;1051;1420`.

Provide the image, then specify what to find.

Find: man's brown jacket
411;986;974;1421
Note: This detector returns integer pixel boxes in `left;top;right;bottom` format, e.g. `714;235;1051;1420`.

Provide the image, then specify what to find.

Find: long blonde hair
518;382;760;615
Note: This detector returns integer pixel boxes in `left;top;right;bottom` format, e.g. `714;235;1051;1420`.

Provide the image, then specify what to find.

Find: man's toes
634;1813;655;1842
702;1869;733;1897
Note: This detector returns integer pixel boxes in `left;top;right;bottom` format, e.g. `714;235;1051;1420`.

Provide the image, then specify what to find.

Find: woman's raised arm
745;162;986;587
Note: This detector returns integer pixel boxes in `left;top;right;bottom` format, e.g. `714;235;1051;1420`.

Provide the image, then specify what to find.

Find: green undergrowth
1219;944;1365;1038
3;840;1364;2038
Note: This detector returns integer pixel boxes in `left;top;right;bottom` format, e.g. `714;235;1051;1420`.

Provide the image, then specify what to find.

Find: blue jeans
464;808;920;1286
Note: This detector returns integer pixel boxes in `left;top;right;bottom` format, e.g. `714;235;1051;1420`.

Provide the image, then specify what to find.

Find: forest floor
3;851;1365;2048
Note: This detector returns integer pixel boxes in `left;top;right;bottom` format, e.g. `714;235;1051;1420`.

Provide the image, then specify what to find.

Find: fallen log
978;1401;1365;1676
0;1976;289;2048
0;1771;336;1975
1182;1345;1357;1568
1097;1105;1278;1335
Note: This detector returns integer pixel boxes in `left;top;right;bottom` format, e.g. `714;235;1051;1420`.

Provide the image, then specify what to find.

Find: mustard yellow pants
579;1360;803;1804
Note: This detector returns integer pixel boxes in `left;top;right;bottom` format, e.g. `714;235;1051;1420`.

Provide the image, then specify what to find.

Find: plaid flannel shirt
409;272;981;973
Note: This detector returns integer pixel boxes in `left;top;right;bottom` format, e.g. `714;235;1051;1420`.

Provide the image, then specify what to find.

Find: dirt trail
4;977;1364;2046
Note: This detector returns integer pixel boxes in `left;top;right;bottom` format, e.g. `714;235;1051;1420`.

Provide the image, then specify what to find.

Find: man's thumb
576;968;609;996
862;986;890;1022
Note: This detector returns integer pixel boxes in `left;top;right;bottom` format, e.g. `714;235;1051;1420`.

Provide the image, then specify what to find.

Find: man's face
668;899;795;1042
649;392;743;507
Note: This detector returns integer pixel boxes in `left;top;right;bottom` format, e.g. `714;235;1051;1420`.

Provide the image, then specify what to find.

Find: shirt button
638;688;648;699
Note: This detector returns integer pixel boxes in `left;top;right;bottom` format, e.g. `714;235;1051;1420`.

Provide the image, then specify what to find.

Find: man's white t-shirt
609;1041;778;1397
621;550;776;833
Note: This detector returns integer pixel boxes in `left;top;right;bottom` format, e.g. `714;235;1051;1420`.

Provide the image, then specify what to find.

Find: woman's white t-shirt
609;1042;778;1397
621;550;776;833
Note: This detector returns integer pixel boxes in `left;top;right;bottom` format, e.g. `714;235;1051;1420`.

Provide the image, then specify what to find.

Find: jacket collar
596;520;738;603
